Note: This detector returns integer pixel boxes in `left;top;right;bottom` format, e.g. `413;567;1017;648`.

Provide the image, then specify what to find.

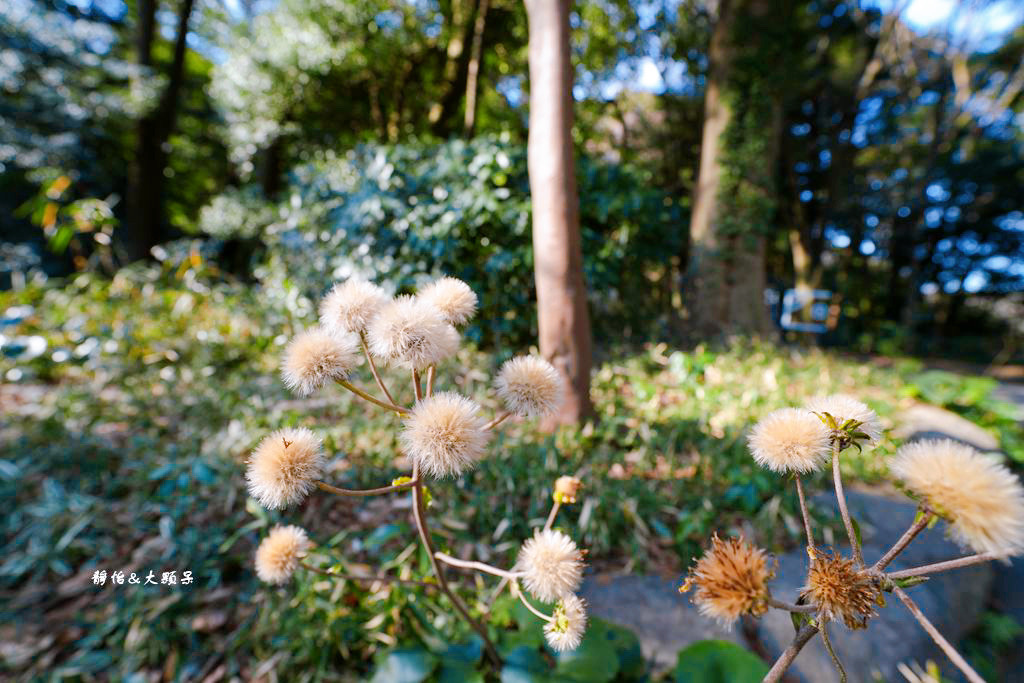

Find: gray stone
991;383;1024;424
757;490;994;682
894;404;1001;452
579;573;746;674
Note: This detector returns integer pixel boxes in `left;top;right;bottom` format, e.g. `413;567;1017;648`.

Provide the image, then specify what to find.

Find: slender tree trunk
686;0;776;338
463;0;490;137
125;0;196;262
430;0;480;136
524;0;594;425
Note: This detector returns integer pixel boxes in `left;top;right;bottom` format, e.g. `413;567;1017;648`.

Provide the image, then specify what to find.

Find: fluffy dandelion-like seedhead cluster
681;534;772;626
544;594;588;652
255;525;311;584
367;295;458;369
804;394;882;443
246;427;325;509
517;529;585;603
281;327;360;396
417;276;478;326
891;439;1024;555
495;355;564;418
748;408;832;473
319;279;389;335
249;274;594;658
400;392;489;478
804;550;880;629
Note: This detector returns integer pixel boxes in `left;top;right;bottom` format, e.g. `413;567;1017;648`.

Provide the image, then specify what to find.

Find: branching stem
485;411;512;431
434;552;524;580
767;597;817;614
359;332;398;408
886;551;1007;580
819;621;848;683
763;624;819;683
872;510;932;572
543;500;561;532
831;442;862;566
316;479;417;497
410;462;501;666
338;379;409;414
892;586;984;683
512;581;553;622
794;475;815;554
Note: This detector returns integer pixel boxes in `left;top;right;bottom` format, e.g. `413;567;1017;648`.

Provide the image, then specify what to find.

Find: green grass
1;263;1018;680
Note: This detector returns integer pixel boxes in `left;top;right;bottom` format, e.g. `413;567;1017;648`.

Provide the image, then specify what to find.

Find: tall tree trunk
685;0;776;338
125;0;195;262
524;0;594;425
462;0;490;137
429;0;479;136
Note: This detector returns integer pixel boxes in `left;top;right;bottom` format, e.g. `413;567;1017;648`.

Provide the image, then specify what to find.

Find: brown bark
125;0;196;262
524;0;594;425
462;0;490;137
686;0;776;337
429;0;480;136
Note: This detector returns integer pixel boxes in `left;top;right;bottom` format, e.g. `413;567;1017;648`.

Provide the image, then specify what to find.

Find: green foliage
2;266;1017;678
200;136;685;349
672;640;769;682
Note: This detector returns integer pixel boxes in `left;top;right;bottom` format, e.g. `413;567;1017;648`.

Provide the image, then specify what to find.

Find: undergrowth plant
245;276;589;667
680;395;1024;683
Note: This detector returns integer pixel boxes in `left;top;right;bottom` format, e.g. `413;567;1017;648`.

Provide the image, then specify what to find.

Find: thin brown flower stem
412;369;423;403
359;333;398;408
426;365;436;397
872;510;933;572
766;597;817;614
338;380;409;415
434;552;524;580
410;462;501;666
763;624;819;683
886;551;1007;580
543;500;562;532
316;479;417;497
819;621;848;683
794;475;815;554
484;411;511;431
512;581;553;622
299;562;437;588
831;443;862;566
892;586;984;683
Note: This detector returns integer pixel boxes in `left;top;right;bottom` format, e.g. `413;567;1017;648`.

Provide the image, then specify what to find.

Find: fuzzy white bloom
495;356;565;418
319;279;389;335
400;392;489;478
748;408;832;473
544;594;588;652
246;427;325;509
517;529;585;602
805;394;882;443
281;327;360;396
418;276;478;326
255;525;310;584
367;295;456;369
891;439;1024;555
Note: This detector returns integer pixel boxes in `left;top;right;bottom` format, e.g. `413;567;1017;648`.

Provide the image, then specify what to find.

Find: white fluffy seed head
517;529;585;603
748;408;832;474
544;594;587;652
805;394;882;443
417;277;478;326
255;525;311;584
246;427;325;509
495;356;565;418
319;279;389;335
400;392;489;478
281;327;360;396
367;295;456;369
891;439;1024;556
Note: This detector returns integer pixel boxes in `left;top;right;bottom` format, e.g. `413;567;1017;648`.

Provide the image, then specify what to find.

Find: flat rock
894;404;1001;452
579;573;745;673
757;490;994;682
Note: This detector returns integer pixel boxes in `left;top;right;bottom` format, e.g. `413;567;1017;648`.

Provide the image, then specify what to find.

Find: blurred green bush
199;135;685;350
